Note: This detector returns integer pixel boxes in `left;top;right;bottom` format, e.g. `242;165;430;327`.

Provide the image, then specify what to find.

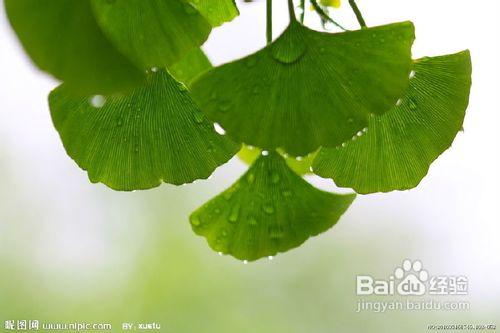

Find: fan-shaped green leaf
170;48;212;85
312;51;472;194
238;145;316;176
91;0;211;70
189;0;239;27
4;0;144;94
49;70;239;191
190;152;355;261
191;21;415;156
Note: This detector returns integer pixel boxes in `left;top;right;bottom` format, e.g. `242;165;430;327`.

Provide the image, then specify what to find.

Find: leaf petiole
348;0;367;28
267;0;272;43
310;0;347;31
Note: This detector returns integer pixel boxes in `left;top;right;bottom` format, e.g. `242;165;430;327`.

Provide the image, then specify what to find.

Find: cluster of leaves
5;0;472;262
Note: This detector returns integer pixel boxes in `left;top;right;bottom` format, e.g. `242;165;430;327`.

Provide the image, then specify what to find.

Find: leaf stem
310;0;347;31
348;0;367;28
287;0;297;22
266;0;272;43
299;0;305;23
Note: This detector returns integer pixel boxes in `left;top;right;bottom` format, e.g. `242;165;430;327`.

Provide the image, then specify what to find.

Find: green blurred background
1;0;499;331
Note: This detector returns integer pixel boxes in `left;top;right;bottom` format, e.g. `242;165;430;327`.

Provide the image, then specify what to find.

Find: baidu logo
356;259;468;296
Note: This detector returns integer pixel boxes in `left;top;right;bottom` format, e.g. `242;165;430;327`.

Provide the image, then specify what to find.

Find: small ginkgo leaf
191;20;415;156
4;0;144;94
189;0;239;27
49;70;239;191
91;0;211;70
237;145;316;176
312;51;472;194
170;48;212;85
190;152;355;261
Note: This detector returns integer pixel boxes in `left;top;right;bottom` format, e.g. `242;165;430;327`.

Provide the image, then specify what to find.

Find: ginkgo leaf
190;152;355;261
191;20;415;156
91;0;211;70
312;51;472;194
170;48;212;85
49;70;239;191
190;0;239;27
237;145;316;176
4;0;144;94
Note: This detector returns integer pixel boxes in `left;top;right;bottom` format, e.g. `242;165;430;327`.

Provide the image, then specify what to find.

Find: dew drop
283;189;292;197
261;150;269;156
243;260;248;264
191;217;201;226
263;204;275;214
218;252;223;256
89;95;106;108
270;34;307;64
268;256;274;260
396;99;403;106
150;67;158;72
409;70;416;79
214;123;226;135
247;173;255;184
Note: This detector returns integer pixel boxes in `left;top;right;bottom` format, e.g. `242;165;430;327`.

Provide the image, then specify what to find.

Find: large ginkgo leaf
190;152;355;261
49;70;239;191
91;0;211;70
4;0;144;94
191;20;415;156
312;51;472;194
189;0;239;27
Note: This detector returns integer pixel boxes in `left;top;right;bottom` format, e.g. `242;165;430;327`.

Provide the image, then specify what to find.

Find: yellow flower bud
319;0;341;8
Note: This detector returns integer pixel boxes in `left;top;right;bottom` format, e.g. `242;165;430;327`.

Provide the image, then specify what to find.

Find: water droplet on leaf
263;204;275;214
89;95;106;108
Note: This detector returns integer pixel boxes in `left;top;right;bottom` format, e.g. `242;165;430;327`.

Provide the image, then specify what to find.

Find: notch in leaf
91;0;212;70
190;152;355;261
49;70;239;191
238;145;317;176
191;20;415;156
4;0;144;94
312;51;472;194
